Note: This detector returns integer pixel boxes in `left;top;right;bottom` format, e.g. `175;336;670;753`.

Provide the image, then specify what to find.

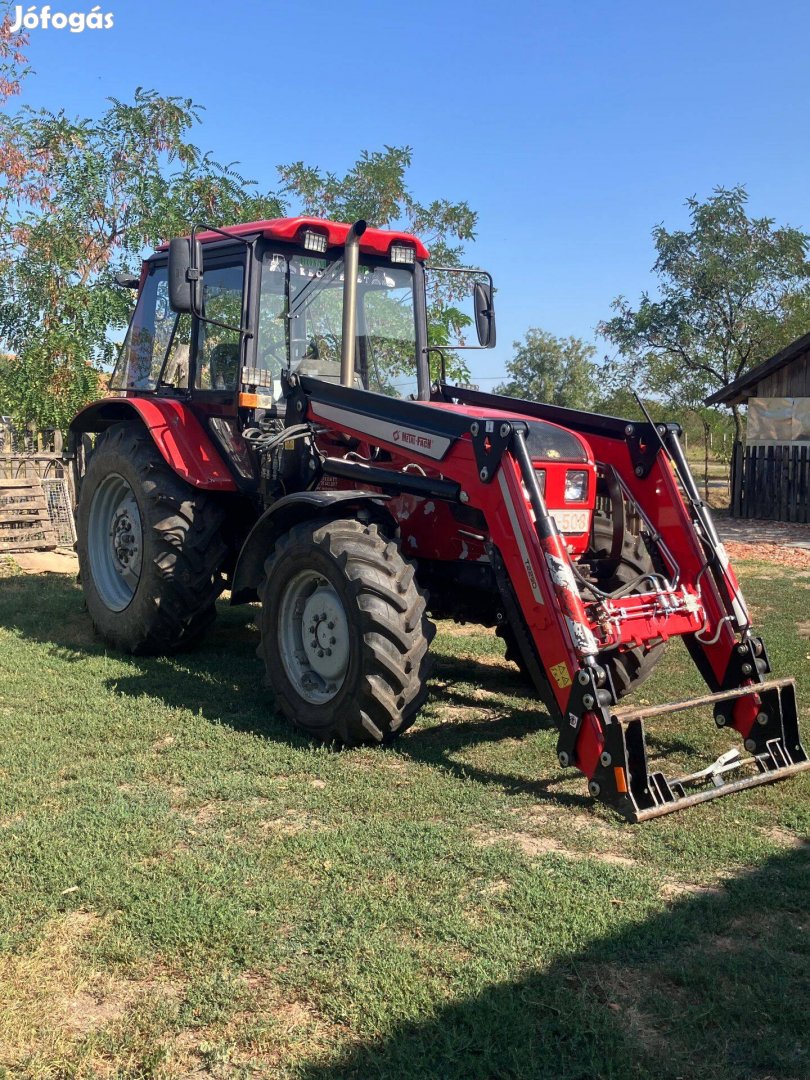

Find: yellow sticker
550;661;572;689
546;449;561;459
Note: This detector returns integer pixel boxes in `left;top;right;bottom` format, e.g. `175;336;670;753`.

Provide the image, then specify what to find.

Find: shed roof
706;330;810;406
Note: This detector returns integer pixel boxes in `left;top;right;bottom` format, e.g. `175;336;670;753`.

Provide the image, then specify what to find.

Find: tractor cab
108;216;480;415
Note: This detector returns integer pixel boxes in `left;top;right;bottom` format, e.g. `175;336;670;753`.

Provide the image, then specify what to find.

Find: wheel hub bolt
327;621;334;630
330;636;336;645
317;649;324;658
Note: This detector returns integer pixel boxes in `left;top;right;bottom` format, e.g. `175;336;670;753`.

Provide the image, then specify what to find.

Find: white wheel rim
87;472;143;612
277;570;351;704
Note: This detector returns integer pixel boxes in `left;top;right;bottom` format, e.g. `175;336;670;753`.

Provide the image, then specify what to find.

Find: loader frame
279;373;808;821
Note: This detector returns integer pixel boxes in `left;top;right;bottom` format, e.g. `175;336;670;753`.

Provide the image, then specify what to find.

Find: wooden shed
707;333;810;521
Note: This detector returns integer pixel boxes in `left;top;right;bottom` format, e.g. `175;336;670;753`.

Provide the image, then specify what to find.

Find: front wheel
76;423;227;653
258;519;434;745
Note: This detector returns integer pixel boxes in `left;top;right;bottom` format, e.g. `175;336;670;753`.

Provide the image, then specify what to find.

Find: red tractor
67;217;807;821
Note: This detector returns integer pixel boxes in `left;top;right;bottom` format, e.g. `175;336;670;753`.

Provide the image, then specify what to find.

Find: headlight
564;469;588;502
533;468;546;495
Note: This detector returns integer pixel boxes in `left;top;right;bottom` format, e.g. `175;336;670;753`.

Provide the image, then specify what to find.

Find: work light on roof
389;242;415;265
301;228;328;253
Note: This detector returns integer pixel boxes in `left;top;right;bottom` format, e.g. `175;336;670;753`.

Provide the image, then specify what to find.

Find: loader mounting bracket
470;419;519;483
625;422;674;479
720;635;771;692
556;664;616;768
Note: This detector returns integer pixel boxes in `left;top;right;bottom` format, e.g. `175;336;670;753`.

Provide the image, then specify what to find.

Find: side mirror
473;282;496;347
168;236;203;314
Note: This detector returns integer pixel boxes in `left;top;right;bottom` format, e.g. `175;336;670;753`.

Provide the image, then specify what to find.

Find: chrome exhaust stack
340;219;367;388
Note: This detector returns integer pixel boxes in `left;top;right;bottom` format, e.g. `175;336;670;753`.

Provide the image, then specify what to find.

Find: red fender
69;397;238;492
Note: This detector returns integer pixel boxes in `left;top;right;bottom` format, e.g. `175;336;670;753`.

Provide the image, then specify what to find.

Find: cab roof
159;217;429;261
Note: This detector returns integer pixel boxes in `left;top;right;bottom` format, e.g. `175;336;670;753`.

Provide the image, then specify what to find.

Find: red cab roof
160;216;429;260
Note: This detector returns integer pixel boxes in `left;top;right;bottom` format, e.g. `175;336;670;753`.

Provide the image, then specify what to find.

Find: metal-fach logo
9;5;114;31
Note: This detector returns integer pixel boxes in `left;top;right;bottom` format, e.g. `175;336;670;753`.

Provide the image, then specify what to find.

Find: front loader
67;216;808;821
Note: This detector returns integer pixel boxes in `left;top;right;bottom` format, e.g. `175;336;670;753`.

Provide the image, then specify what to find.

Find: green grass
0;556;808;1078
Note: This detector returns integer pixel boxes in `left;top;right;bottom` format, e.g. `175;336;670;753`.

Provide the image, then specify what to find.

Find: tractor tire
76;422;227;654
498;513;665;698
258;518;434;745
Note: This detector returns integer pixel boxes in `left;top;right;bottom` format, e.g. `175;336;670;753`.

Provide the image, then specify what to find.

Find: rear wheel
258;518;434;745
76;423;227;653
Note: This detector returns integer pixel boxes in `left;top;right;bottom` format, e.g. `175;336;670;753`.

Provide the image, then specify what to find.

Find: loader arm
288;374;808;821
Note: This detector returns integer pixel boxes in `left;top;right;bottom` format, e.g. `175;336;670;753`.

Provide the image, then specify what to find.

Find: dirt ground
714;514;810;569
5;550;79;575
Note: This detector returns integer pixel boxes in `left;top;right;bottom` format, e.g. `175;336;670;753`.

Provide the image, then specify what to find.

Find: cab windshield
257;251;419;399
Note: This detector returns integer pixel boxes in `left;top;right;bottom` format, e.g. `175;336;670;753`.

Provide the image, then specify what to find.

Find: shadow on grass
0;575;609;810
298;844;809;1080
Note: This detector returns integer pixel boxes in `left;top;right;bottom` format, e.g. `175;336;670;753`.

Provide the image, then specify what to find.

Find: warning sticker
549;661;572;689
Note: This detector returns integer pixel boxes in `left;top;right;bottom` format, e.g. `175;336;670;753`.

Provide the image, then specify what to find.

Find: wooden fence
0;422;76;548
730;442;810;522
0;423;68;481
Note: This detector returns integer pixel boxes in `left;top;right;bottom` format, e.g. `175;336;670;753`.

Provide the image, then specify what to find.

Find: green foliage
279;146;477;383
0;74;283;429
278;146;476;266
599;186;810;439
0;559;807;1076
0;86;479;426
496;328;600;408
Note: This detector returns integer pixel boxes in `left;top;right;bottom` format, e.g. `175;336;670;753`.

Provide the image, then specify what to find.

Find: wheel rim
87;472;143;612
277;570;351;704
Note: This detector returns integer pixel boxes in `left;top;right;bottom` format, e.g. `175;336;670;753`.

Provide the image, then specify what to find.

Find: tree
495;329;599;408
598;186;810;443
279;146;477;382
0;93;282;429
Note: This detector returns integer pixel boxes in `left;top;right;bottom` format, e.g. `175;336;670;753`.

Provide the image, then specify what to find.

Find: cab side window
195;262;245;390
113;265;177;390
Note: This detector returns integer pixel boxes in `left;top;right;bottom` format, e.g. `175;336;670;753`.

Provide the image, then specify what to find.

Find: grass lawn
0;554;808;1079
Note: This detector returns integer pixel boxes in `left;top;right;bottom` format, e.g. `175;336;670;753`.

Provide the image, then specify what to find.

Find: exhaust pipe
340;219;367;387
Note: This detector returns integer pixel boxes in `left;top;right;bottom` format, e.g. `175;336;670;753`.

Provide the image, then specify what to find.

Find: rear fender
231;490;394;605
69;398;238;491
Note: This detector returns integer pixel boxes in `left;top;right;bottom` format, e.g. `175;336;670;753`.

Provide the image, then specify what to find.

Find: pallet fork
586;679;807;822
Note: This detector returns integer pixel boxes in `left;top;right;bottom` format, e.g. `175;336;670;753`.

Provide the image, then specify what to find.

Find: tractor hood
427;402;590;464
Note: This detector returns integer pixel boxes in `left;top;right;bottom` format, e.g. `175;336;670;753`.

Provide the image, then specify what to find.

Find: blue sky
11;0;810;384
